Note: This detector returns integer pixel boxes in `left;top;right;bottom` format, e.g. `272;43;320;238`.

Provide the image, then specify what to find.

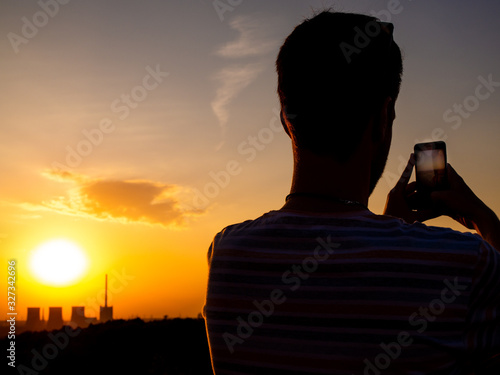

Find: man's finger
405;181;417;195
396;154;415;191
415;207;440;223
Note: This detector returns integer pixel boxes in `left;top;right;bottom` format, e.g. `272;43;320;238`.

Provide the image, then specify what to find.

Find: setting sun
29;239;89;287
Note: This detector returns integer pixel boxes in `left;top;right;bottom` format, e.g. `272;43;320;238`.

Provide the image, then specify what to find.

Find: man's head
276;11;403;166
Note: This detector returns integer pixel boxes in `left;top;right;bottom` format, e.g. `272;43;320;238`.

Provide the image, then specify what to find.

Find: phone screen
414;141;447;191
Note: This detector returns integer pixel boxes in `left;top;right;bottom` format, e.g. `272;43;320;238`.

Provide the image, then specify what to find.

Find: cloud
211;15;280;148
42;169;87;183
26;170;205;228
211;63;263;134
216;16;279;58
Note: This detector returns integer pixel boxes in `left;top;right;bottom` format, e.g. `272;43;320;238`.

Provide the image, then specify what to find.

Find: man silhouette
204;10;500;374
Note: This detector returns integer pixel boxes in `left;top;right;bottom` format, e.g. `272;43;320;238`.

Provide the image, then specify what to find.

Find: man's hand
383;154;437;223
430;163;485;228
384;154;500;250
430;164;500;249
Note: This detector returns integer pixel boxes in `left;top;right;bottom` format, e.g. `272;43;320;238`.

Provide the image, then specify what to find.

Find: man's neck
281;147;372;213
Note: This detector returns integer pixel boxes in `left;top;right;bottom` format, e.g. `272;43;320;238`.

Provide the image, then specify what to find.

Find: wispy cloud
216;16;278;58
21;170;205;228
211;15;280;148
211;63;263;136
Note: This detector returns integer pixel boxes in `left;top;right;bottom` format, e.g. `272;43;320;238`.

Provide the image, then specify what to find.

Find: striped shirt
204;209;500;374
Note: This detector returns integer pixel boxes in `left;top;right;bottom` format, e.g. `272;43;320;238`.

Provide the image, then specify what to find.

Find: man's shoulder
211;210;277;241
371;212;486;250
212;209;484;247
385;213;482;240
207;210;494;270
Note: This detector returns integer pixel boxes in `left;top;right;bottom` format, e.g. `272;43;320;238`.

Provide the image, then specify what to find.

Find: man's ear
373;97;394;142
280;109;291;137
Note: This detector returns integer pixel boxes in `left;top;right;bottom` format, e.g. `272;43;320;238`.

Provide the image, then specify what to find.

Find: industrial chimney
99;274;113;322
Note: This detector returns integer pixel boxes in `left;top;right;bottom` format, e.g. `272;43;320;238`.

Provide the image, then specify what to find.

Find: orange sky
1;0;499;321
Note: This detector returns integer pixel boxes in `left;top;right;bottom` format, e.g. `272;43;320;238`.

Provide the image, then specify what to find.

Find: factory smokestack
100;274;113;322
105;274;108;308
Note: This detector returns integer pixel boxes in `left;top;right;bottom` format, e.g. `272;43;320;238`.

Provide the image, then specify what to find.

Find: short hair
276;11;403;160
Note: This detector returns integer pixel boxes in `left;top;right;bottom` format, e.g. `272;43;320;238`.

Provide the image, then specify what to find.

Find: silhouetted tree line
3;317;213;375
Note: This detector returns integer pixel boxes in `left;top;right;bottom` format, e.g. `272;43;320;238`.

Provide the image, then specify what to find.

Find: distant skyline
1;0;500;321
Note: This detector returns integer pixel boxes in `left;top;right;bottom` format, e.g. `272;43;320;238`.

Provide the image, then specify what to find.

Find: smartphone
414;141;448;192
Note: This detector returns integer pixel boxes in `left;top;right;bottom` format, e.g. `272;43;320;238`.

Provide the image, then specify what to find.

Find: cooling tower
25;307;43;331
70;306;86;327
46;307;63;330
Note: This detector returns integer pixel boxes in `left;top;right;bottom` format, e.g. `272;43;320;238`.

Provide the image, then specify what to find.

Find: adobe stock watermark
383;73;499;188
7;0;71;54
363;277;468;375
51;64;169;172
78;267;135;319
191;108;282;209
223;236;341;354
443;74;500;130
213;0;243;22
341;0;405;64
15;326;81;375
